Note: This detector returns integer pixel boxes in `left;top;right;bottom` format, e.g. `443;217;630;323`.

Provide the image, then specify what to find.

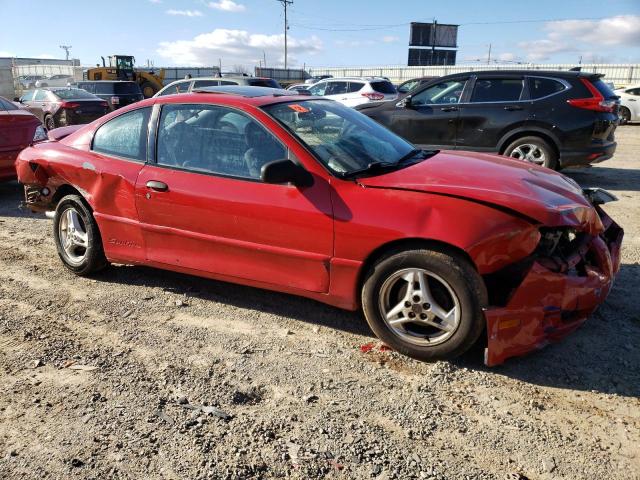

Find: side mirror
13;97;20;102
261;159;314;188
396;95;412;108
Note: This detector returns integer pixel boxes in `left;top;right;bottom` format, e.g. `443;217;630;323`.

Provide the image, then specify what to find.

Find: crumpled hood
358;150;602;232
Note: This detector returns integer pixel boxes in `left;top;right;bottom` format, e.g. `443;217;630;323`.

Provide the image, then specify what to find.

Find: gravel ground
0;126;638;480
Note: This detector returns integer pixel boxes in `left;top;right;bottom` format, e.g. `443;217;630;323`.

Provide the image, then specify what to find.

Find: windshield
263;99;418;176
52;88;99;100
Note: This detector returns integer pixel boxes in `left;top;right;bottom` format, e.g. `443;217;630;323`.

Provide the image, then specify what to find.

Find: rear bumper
560;141;617;167
484;207;623;366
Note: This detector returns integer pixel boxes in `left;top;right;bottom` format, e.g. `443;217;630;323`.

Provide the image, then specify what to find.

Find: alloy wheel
509;143;546;165
378;268;461;346
58;207;89;265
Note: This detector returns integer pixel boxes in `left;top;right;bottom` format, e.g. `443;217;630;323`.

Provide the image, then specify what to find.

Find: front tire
361;248;487;361
140;81;157;98
504;135;558;170
53;195;108;276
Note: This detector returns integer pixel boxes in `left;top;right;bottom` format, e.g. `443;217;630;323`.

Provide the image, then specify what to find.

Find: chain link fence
307;64;639;87
0;64;84;100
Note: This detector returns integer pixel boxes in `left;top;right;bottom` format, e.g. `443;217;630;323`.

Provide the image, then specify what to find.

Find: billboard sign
409;22;458;48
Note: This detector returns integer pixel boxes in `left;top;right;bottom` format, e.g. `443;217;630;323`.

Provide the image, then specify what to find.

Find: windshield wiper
396;148;438;164
340;161;400;179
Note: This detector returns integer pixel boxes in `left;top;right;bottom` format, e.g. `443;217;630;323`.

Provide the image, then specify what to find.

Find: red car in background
0;96;45;182
15;86;623;365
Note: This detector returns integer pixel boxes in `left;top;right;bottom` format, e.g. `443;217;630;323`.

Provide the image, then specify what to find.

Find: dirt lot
0;127;638;480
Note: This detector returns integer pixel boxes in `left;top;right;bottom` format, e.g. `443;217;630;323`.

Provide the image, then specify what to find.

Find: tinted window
77;83;95;93
529;78;566;99
220;80;238;86
193;80;220;88
52;88;98;100
94;83;115;94
412;80;465;106
471;78;523;102
371;81;396;94
398;80;419;93
34;90;49;101
92;107;151;161
325;82;348;95
114;83;141;94
156;104;285;180
347;82;364;93
248;79;281;88
0;98;18;110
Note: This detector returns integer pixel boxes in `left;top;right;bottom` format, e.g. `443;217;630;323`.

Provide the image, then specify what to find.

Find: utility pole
276;0;293;69
59;45;72;61
487;43;492;65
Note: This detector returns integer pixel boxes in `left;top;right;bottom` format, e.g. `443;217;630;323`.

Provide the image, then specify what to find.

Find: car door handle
504;105;523;111
146;180;168;192
629;98;637;102
440;106;458;112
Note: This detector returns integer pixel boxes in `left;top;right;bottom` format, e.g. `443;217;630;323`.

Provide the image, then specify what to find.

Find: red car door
135;103;334;293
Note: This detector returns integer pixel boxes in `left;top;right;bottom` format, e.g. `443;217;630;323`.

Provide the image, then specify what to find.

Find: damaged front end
483;192;623;366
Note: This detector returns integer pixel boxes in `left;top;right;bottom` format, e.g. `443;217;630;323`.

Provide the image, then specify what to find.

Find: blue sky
0;0;639;69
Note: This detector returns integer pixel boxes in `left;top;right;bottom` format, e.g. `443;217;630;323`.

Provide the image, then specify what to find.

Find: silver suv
155;76;282;97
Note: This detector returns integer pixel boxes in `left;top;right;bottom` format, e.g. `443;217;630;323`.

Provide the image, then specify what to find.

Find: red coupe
15;86;623;365
0;95;45;182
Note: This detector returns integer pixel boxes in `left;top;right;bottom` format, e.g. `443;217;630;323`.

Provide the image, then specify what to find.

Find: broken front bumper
484;207;623;366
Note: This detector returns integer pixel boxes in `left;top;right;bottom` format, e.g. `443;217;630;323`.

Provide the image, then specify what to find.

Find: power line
290;16;609;32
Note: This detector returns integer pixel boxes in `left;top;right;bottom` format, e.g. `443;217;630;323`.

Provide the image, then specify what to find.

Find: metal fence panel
307;64;640;87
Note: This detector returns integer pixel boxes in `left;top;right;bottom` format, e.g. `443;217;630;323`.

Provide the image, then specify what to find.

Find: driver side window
156;104;286;180
412;80;466;106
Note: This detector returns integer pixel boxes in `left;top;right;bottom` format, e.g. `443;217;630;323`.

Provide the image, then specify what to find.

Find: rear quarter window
529;78;566;99
370;81;396;94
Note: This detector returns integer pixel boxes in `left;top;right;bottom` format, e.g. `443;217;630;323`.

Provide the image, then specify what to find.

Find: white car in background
616;84;640;124
35;74;74;88
307;77;398;107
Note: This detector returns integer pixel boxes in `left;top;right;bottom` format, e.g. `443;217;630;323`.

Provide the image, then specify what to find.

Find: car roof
438;69;602;80
315;77;388;82
190;85;296;98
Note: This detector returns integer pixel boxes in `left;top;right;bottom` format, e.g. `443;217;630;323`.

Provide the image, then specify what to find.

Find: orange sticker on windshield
288;104;310;113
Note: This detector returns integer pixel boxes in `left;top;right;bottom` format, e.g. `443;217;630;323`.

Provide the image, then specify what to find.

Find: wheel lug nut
412;295;420;303
423;303;430;309
408;312;416;318
420;313;427;319
404;301;411;307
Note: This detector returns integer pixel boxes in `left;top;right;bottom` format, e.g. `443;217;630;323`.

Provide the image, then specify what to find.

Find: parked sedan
18;88;109;130
0;96;45;181
615;84;640;124
15;91;623;366
35;74;74;88
357;70;619;170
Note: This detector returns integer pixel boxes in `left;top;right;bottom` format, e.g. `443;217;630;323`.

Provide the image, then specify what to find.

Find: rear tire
44;114;55;130
619;107;631;125
504;135;558;170
53;195;109;276
361;248;487;361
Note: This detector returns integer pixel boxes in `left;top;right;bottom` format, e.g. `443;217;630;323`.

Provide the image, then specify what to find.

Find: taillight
362;92;385;101
567;78;616;113
60;102;80;109
110;96;119;105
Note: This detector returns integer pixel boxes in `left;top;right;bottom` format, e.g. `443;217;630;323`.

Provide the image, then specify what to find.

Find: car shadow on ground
96;261;639;398
0;181;45;219
564;166;640;192
96;264;373;338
